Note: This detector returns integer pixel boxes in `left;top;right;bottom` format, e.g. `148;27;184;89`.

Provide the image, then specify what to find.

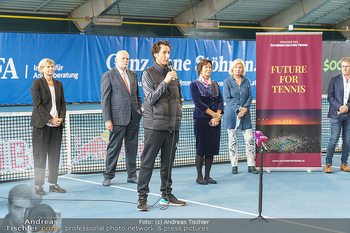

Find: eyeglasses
342;66;350;68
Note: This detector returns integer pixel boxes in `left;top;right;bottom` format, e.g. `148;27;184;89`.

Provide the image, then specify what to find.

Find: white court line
61;176;346;233
62;176;257;216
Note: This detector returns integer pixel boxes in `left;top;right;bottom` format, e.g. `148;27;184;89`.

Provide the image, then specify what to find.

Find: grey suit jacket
101;67;142;126
30;77;66;128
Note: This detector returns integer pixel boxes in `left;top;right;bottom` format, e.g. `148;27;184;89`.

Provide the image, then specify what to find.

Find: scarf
197;75;212;88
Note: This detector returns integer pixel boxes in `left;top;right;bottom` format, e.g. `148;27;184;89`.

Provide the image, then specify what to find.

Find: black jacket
141;62;183;131
30;77;66;128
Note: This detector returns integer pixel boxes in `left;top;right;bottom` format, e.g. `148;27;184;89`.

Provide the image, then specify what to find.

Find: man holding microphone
137;40;186;211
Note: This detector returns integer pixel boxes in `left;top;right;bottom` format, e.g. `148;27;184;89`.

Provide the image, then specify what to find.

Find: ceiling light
93;16;123;26
195;20;220;29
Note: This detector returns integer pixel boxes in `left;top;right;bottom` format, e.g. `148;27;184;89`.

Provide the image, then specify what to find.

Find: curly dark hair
196;58;212;76
151;40;171;61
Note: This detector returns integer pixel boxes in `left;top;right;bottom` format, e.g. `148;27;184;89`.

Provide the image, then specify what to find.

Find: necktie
122;71;130;94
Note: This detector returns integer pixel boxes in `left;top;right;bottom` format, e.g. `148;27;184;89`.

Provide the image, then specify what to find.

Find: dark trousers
137;129;179;197
32;125;63;186
104;118;140;180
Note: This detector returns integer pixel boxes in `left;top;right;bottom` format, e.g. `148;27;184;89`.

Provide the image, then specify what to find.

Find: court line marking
61;175;257;216
61;175;345;233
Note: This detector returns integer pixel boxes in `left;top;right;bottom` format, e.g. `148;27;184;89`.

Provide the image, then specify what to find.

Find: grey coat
101;67;142;125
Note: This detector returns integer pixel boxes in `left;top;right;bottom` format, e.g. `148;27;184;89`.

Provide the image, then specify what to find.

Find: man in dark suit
325;57;350;173
101;50;142;185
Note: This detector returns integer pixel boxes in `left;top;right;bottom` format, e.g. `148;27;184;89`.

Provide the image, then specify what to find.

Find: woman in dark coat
190;58;224;185
31;58;66;195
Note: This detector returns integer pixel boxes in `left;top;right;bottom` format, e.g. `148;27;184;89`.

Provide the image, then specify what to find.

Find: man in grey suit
101;50;142;186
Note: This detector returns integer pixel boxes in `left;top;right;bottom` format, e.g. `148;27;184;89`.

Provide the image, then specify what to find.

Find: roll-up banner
256;32;322;171
0;32;256;105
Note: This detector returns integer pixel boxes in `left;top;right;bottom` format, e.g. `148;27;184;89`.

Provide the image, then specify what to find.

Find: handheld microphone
167;60;174;71
167;61;177;81
254;131;268;151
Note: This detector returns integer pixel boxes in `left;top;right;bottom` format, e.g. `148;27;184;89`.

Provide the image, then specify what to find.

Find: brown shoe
324;165;332;173
340;164;350;172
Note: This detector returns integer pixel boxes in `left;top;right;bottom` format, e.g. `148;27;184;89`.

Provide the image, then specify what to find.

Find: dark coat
30;77;66;128
190;80;224;119
328;74;350;119
142;62;183;131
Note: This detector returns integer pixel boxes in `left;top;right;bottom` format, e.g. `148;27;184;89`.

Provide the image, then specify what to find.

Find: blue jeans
326;114;350;165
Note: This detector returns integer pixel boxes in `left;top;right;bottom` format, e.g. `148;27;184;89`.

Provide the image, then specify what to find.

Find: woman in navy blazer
31;58;66;195
223;59;257;174
190;58;224;185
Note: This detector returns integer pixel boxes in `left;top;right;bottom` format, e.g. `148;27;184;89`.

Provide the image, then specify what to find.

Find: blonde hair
341;57;350;64
38;58;55;75
229;59;246;76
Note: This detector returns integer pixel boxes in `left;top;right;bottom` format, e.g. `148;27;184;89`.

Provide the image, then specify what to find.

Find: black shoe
160;194;186;206
248;166;258;174
49;184;66;193
35;185;46;195
102;178;111;186
127;177;138;184
232;166;238;174
205;178;217;184
196;178;208;185
137;196;148;211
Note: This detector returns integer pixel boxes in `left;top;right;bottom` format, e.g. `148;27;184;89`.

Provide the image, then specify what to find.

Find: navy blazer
30;77;66;128
190;80;224;119
328;74;350;119
101;67;142;126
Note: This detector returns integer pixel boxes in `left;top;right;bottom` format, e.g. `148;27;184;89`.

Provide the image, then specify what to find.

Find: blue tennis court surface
1;157;349;219
1;102;348;232
1;156;350;233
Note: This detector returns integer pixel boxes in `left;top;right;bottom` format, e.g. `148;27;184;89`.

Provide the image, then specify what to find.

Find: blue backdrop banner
0;32;256;105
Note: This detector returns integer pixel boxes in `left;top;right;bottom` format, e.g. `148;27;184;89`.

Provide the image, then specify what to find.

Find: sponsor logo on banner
0;140;33;171
74;136;108;163
73;131;144;164
0;58;19;79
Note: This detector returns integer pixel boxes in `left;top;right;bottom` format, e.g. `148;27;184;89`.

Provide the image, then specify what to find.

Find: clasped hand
210;114;221;127
51;118;63;127
238;107;247;119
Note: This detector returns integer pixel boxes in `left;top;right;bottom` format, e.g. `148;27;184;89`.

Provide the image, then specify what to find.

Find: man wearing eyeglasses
325;57;350;173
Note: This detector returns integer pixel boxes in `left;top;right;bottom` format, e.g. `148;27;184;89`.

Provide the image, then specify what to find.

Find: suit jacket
190;80;224;119
101;67;142;125
328;74;350;119
30;77;66;128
